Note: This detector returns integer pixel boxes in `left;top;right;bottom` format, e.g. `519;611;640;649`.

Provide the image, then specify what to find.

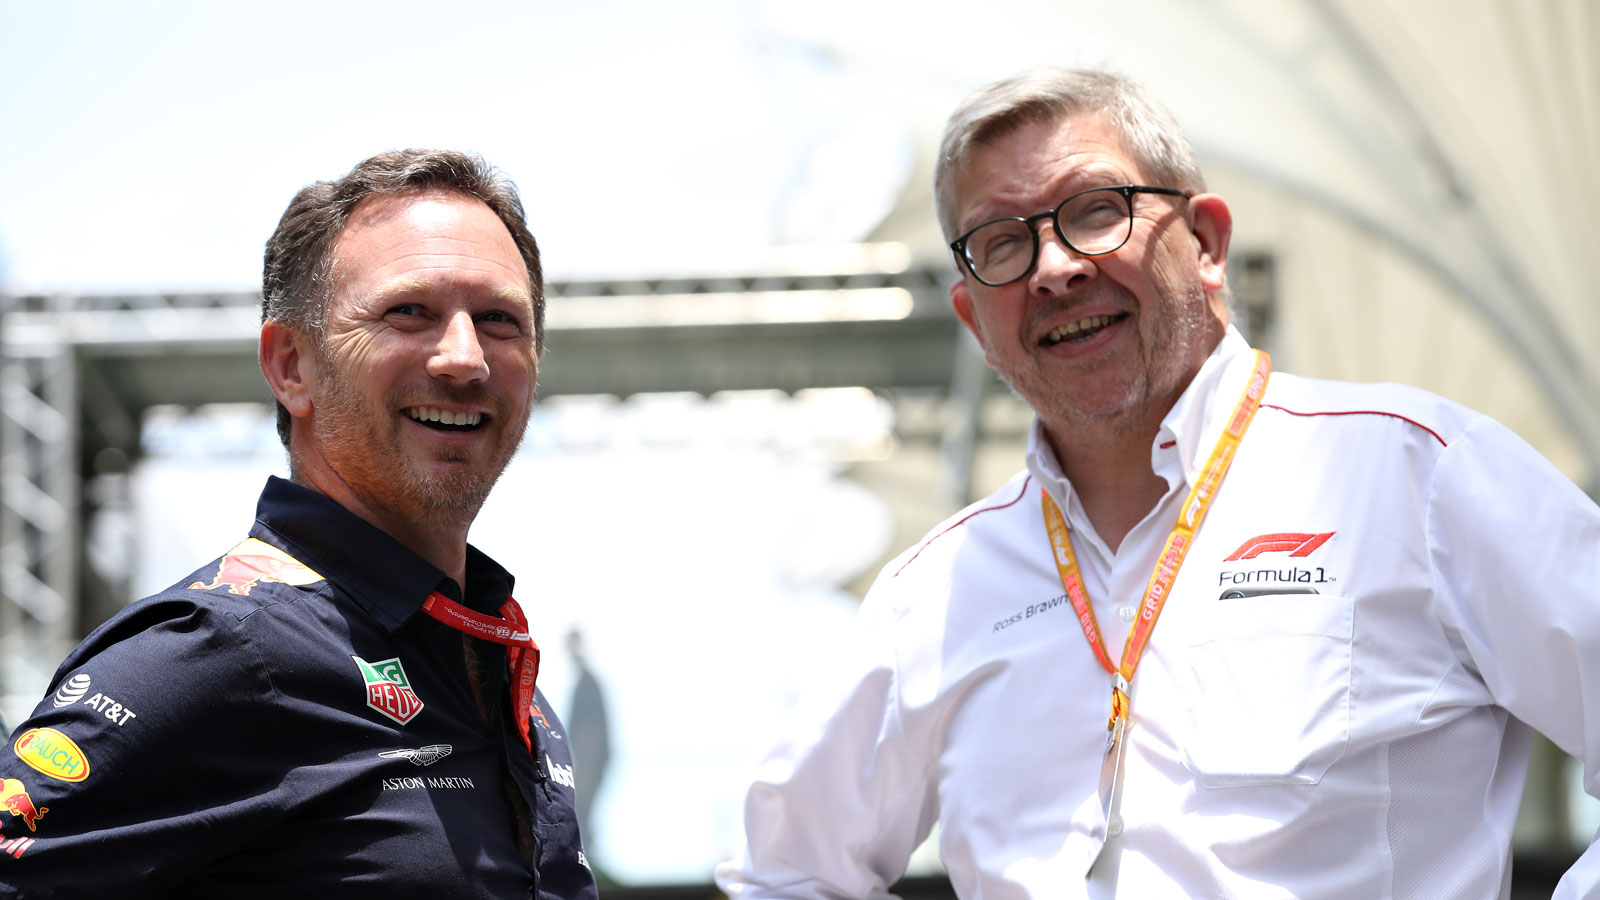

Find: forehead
955;113;1145;226
330;189;531;306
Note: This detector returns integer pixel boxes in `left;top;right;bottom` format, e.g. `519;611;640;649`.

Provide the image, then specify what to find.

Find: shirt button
1107;817;1125;837
1117;606;1137;622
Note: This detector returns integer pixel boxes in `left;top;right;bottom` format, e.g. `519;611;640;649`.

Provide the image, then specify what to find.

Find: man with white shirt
716;66;1600;899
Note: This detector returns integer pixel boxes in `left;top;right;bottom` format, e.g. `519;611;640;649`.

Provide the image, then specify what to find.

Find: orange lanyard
421;591;542;754
1043;350;1270;742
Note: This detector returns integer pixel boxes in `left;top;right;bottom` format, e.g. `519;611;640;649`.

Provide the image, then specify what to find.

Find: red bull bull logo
0;779;46;833
189;538;324;596
529;701;563;740
14;728;89;783
353;656;424;725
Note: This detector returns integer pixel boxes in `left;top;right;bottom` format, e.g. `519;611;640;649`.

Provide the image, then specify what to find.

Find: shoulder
54;540;339;709
875;470;1035;590
1258;371;1482;448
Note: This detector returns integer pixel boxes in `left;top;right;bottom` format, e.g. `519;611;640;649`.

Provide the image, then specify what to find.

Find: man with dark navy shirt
0;149;597;898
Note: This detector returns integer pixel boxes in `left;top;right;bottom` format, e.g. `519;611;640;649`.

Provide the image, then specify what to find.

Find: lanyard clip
1107;674;1131;735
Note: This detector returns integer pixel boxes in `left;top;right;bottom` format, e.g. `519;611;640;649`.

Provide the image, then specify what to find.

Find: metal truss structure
0;261;983;681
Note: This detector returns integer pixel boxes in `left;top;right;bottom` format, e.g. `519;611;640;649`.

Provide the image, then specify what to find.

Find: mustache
1027;292;1132;332
393;384;501;412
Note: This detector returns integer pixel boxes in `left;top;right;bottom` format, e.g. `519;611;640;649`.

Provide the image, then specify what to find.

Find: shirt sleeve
0;594;288;896
715;576;939;900
1424;415;1600;897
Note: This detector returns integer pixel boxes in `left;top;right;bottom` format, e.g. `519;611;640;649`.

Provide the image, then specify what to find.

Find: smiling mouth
406;406;485;432
1043;313;1126;346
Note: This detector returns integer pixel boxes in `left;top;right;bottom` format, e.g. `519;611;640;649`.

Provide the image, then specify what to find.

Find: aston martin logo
378;744;453;767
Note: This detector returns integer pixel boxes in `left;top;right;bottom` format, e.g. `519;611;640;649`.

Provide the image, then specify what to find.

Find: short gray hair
933;67;1206;243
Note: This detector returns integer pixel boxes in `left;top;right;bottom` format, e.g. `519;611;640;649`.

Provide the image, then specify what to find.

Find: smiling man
0;151;597;899
718;68;1600;899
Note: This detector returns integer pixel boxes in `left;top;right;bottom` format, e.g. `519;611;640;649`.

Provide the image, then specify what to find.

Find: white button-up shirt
717;328;1600;899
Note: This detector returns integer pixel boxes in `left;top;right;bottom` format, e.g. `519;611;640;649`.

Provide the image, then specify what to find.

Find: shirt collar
247;476;517;632
1026;325;1256;519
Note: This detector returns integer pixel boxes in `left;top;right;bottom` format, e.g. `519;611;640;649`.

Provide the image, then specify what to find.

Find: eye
382;303;434;330
976;227;1027;263
1065;193;1127;228
477;308;528;338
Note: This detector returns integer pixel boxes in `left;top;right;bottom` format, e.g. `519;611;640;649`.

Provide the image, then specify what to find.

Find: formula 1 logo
354;656;424;725
1224;532;1335;561
188;538;324;596
0;779;47;832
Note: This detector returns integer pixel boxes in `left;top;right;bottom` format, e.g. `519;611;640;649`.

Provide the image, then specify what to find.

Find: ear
949;278;992;364
259;319;316;420
1187;193;1233;296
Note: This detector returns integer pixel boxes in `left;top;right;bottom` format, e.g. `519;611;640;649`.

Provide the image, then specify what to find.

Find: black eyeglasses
950;184;1188;286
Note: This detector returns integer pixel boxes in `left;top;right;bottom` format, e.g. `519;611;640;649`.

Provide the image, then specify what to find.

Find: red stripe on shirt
893;476;1033;578
1261;404;1448;447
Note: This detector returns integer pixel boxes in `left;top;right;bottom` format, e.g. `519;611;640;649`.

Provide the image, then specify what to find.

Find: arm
0;596;284;896
716;584;939;900
1425;416;1600;896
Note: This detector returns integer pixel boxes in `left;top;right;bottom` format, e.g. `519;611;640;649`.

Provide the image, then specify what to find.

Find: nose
427;311;490;383
1028;221;1094;295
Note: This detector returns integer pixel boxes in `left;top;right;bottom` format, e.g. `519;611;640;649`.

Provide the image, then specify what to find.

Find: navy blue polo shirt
0;477;597;899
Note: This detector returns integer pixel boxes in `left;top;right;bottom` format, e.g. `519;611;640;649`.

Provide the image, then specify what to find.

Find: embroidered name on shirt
381;776;476;791
992;593;1070;634
353;656;424;725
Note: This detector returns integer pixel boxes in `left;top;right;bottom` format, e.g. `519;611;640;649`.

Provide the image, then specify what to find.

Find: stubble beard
1000;283;1217;449
313;357;526;526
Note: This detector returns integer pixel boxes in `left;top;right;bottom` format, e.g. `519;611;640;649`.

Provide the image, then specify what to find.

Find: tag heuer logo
353;656;424;725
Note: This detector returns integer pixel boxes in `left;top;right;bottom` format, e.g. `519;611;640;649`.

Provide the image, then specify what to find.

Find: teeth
1047;315;1114;344
407;407;482;427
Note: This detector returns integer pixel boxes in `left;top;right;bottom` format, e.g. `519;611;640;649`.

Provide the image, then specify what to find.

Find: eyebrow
369;278;535;308
963;167;1136;230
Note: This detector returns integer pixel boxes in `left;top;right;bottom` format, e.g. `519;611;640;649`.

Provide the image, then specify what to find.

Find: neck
288;460;473;591
1043;421;1168;553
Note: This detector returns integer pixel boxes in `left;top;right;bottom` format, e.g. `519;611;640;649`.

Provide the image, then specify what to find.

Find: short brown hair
261;149;543;446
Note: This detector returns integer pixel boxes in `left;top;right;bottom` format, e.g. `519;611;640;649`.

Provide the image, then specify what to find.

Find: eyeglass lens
964;188;1133;285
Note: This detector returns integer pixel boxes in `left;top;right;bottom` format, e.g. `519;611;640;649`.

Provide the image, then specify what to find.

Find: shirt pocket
1175;594;1353;788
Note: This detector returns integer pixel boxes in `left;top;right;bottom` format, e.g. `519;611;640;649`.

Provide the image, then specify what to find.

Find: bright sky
0;0;928;293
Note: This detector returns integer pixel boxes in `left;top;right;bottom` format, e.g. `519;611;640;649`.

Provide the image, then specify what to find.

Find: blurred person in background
0;149;596;899
564;628;612;877
717;66;1600;899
